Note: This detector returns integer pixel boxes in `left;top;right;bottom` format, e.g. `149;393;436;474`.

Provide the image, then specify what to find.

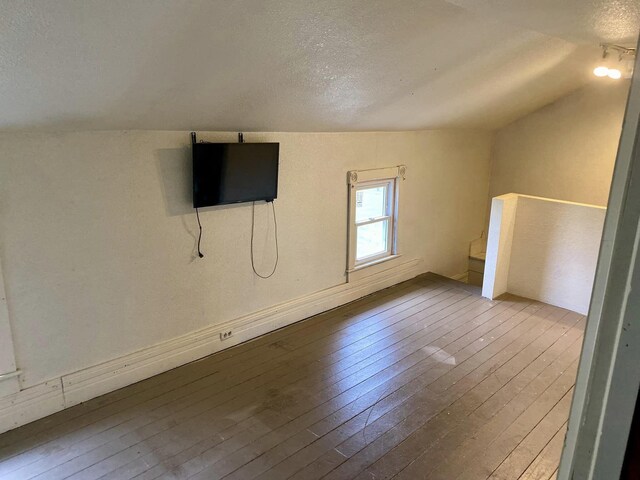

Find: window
354;182;393;261
347;166;405;273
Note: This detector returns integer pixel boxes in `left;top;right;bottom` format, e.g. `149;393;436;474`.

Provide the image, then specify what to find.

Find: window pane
356;220;388;260
355;185;387;222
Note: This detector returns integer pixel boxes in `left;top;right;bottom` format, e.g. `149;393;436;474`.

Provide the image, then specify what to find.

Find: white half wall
483;194;605;314
0;129;492;432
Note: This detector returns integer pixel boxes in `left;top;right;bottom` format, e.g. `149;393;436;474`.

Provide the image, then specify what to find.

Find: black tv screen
193;143;279;208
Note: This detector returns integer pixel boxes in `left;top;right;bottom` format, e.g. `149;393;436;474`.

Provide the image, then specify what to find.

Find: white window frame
347;165;405;273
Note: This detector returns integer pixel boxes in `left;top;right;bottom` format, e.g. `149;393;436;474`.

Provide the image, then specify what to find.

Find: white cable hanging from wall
593;43;636;80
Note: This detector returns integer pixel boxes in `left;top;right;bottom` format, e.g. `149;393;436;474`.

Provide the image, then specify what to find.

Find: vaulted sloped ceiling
1;0;638;132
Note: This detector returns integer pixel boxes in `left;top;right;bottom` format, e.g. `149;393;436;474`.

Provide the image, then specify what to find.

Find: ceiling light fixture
593;66;609;77
607;68;622;79
593;44;636;80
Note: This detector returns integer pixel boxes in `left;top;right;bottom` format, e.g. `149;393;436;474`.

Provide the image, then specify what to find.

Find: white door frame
558;38;640;479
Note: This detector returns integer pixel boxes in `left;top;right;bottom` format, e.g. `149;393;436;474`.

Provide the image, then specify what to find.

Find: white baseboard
0;380;65;434
0;258;423;434
0;370;21;397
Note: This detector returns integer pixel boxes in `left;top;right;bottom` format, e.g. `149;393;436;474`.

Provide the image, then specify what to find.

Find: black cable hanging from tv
195;207;204;258
192;132;205;259
240;132;279;278
250;200;279;279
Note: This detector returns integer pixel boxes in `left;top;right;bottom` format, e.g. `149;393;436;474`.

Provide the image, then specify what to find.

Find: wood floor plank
139;296;516;480
518;423;568;480
399;357;580;480
216;302;546;480
394;356;570;478
0;277;583;480
290;307;581;480
486;399;571;479
254;303;553;480
460;389;574;480
184;299;533;480
350;314;584;480
107;294;496;480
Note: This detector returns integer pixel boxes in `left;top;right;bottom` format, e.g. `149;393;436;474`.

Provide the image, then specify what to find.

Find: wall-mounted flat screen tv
193;143;279;208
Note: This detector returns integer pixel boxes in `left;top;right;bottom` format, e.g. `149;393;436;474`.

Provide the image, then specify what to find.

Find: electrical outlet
219;330;233;341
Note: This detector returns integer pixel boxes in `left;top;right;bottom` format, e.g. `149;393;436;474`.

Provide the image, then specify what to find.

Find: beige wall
489;81;630;207
0;130;492;388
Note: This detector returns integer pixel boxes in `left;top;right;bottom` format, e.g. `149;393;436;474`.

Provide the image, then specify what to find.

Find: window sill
348;254;402;273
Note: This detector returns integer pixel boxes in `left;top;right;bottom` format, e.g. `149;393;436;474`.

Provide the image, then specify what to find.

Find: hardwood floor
0;273;584;480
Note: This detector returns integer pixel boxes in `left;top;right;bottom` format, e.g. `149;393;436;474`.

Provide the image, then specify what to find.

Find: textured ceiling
0;0;638;132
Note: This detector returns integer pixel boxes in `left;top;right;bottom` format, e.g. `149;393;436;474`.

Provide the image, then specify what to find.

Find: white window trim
347;165;406;275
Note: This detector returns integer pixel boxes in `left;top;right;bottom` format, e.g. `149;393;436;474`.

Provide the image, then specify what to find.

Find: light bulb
593;66;609;77
607;68;622;79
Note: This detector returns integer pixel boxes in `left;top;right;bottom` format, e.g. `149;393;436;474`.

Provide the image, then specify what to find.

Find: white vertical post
482;193;518;299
